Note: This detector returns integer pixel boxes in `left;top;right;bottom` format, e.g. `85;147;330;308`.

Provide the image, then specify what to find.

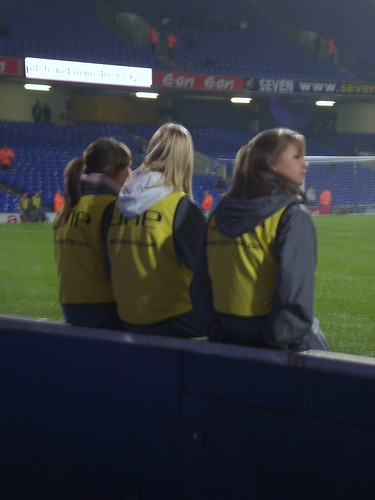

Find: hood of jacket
214;172;299;237
118;168;173;218
80;172;123;196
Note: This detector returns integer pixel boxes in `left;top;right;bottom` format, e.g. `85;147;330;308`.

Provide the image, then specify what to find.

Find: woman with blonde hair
54;137;132;328
107;122;205;337
191;127;329;351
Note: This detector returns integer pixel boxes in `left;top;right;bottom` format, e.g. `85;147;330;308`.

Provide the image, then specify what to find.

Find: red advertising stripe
0;56;22;76
153;71;244;91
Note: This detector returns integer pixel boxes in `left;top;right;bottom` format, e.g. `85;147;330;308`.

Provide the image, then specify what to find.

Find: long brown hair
60;137;132;223
225;128;305;199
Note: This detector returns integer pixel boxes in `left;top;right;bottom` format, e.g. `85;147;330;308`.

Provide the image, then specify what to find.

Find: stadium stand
0;0;359;81
1;119;375;213
0;0;375;213
258;0;375;82
0;0;170;69
0;120;145;209
105;0;352;80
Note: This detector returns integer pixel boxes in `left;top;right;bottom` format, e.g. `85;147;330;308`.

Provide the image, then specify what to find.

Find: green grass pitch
313;214;375;357
0;215;374;356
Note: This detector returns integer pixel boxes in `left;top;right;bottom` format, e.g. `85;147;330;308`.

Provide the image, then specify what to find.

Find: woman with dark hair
107;123;206;338
54;137;132;328
191;127;329;351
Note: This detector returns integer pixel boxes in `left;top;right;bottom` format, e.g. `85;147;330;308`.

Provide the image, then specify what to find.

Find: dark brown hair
60;137;132;223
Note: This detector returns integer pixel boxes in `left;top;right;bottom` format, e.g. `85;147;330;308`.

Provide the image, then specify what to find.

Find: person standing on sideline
149;25;159;53
53;189;64;212
53;138;132;329
32;100;42;122
201;190;213;219
319;187;332;214
166;31;178;59
107;123;206;338
30;191;46;221
327;37;336;63
319;188;332;207
0;144;15;169
191;128;329;351
18;192;30;222
43;102;51;123
306;185;316;206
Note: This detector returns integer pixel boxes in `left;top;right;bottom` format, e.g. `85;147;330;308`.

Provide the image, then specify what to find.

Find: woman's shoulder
284;200;311;217
175;195;205;226
177;194;202;211
279;201;314;233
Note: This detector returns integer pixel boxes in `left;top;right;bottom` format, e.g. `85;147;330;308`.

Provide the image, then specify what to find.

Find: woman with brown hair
191;127;329;351
54;137;132;328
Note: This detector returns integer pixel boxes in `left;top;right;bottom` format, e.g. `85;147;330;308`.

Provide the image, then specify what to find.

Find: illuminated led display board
25;57;152;87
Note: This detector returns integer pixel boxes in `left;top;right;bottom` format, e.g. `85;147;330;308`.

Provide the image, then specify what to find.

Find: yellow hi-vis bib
107;192;192;324
207;206;287;317
54;194;116;304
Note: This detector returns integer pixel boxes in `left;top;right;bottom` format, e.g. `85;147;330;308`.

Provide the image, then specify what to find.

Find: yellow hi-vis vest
20;197;29;211
207;206;287;317
53;194;116;304
107;192;192;324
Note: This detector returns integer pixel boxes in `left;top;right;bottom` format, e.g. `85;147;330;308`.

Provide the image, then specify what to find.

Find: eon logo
204;76;235;90
162;73;195;88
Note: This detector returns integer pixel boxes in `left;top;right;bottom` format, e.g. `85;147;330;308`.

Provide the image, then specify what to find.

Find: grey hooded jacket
190;184;321;350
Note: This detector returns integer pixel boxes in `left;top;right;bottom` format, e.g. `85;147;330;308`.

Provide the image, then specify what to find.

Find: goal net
305;156;375;215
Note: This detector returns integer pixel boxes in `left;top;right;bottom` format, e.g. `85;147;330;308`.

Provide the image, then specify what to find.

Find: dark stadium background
1;0;375;212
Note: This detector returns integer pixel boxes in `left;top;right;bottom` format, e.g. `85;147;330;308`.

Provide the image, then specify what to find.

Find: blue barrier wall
0;315;374;499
